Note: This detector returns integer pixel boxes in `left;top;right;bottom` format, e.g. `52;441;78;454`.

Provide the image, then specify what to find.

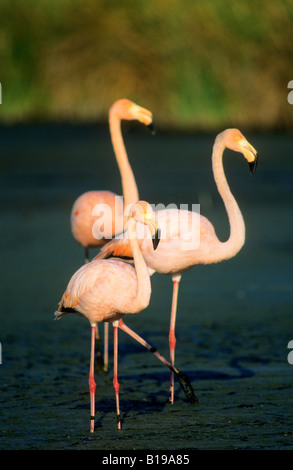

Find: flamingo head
220;128;259;174
110;99;155;133
129;201;160;250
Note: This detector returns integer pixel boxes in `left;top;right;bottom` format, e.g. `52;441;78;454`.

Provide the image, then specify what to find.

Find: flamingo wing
56;261;105;315
56;259;138;323
94;234;135;261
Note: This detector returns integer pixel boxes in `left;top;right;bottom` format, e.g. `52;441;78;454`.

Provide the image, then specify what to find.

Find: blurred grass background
0;0;293;130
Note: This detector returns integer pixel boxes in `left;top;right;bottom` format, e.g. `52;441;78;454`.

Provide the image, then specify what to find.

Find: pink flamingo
71;99;154;261
71;99;154;369
94;129;259;404
55;201;196;432
56;201;159;432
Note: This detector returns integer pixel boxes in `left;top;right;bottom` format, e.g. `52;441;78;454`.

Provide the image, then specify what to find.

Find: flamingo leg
118;319;176;372
112;321;121;430
169;275;181;404
85;247;89;264
89;324;97;433
87;241;107;374
104;322;109;373
118;319;198;404
94;324;105;370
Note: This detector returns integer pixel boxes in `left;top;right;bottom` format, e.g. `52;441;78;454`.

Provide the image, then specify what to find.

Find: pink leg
119;319;176;371
113;321;121;430
89;324;97;433
118;319;198;404
85;247;89;263
104;322;109;373
95;324;104;369
169;275;181;404
94;323;108;372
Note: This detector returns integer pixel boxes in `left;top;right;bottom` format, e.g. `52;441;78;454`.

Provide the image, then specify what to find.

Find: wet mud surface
0;125;292;450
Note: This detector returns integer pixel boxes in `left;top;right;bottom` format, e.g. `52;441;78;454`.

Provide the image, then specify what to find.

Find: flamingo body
70;98;154;370
71;99;153;261
97;208;220;275
58;259;144;325
56;201;160;432
95;129;259;403
96;129;259;275
71;190;124;250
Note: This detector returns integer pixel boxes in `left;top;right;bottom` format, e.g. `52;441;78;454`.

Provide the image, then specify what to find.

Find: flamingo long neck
212;139;245;261
127;218;151;312
109;114;139;214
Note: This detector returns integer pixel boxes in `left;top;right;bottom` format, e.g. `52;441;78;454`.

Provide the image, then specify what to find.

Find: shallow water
0;124;292;450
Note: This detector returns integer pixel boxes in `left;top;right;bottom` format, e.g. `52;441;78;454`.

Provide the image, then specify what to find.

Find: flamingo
55;201;196;433
70;99;154;369
71;98;154;261
94;128;259;404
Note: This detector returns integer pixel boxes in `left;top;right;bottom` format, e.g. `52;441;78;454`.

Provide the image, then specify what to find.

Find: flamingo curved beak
152;226;161;250
240;139;258;175
144;214;160;250
249;152;259;174
147;119;156;135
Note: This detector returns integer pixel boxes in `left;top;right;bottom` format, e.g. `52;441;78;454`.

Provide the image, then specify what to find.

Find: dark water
0;123;292;450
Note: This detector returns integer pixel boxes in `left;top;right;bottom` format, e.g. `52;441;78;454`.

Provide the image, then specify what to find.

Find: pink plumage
95;129;259;403
56;201;160;432
71;190;124;250
70;98;154;373
70;99;154;262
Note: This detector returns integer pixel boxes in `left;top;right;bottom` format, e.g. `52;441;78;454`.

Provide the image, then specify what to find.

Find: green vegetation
0;0;293;130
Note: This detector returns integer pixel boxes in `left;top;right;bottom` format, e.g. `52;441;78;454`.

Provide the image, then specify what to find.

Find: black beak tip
152;228;160;250
249;153;259;175
147;119;156;135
